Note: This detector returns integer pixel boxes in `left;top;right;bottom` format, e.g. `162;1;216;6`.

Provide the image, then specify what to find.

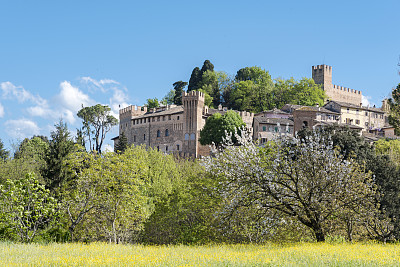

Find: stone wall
312;65;362;106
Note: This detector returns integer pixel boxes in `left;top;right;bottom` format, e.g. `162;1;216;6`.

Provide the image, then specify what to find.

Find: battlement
312;65;332;73
333;85;362;95
119;105;147;120
182;90;205;100
238;110;254;117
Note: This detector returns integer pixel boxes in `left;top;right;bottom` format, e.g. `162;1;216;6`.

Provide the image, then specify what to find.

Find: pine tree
0;138;9;161
43;119;74;194
173;81;188;105
114;132;128;154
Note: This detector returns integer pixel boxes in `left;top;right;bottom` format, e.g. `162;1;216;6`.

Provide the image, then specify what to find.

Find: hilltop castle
113;65;393;156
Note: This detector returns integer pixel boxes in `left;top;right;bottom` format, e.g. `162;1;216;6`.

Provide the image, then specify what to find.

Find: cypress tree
188;67;202;92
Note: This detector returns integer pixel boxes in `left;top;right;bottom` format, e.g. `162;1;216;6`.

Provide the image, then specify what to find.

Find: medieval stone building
114;64;394;156
114;91;253;157
312;65;363;106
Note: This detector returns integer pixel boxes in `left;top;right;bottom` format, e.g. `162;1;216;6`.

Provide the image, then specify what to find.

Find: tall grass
1;242;399;266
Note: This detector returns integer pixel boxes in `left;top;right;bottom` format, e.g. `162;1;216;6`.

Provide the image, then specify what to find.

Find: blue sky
0;0;399;151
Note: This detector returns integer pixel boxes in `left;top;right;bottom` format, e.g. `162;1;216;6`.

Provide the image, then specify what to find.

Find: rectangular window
134;135;136;142
177;144;180;151
262;126;266;131
356;119;360;125
143;134;146;141
365;112;368;116
168;115;171;120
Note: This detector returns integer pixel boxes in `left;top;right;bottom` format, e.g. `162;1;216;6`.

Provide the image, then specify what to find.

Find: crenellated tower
182;90;205;157
312;65;362;106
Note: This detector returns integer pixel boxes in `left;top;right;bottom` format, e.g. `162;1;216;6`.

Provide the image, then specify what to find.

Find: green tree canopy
0;173;59;243
228;67;275;113
43;119;75;193
145;98;160;109
188;67;202;92
114;132;128;154
389;83;400;135
161;89;175;105
200;111;245;147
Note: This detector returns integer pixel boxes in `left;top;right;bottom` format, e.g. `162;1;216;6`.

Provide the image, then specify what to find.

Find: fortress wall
326;84;362;106
312;65;363;106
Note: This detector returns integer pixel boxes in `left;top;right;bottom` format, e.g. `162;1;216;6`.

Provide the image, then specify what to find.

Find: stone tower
312;65;362;106
312;65;332;91
182;91;205;157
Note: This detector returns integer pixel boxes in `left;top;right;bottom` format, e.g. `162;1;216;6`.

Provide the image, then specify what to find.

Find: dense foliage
199;111;245;147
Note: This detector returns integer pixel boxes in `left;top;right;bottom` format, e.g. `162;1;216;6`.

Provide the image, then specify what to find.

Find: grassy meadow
1;242;400;266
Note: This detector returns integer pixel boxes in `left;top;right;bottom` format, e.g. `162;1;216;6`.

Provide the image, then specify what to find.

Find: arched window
165;129;169;137
190;133;195;140
157;130;160;137
185;133;189;140
166;145;168;152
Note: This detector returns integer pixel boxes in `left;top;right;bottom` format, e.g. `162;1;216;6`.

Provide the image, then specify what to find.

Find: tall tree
389;83;400;135
43;119;74;193
77;104;118;153
173;81;188;105
188;60;215;92
201;59;214;73
0;138;9;161
114;132;128;154
188;67;202;92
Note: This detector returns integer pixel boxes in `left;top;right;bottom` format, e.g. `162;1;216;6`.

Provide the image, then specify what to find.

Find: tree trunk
314;228;325;242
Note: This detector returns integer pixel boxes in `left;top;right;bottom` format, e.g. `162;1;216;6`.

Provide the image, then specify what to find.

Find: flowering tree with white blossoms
203;129;377;242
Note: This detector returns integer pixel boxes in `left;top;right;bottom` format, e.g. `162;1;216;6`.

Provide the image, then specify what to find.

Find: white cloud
57;81;93;111
0;102;4;118
109;88;129;118
81;77;120;93
362;95;376;107
27;104;52;117
5;119;40;139
0;81;45;105
79;76;129;119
